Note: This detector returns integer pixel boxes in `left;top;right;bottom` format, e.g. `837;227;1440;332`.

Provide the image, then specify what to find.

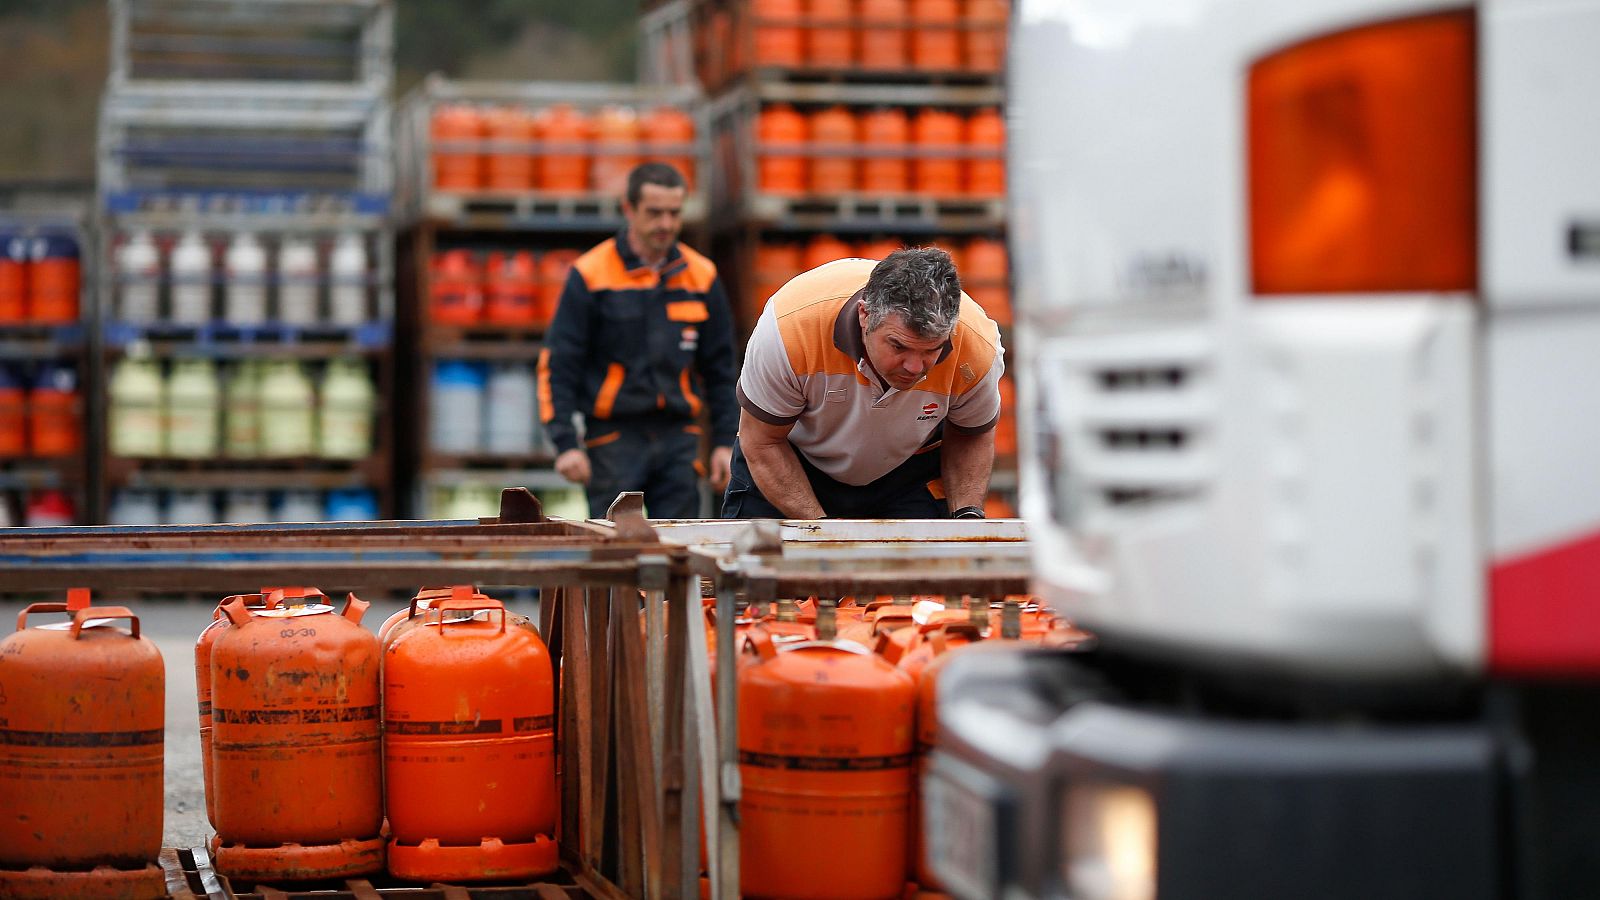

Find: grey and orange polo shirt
736;258;1005;486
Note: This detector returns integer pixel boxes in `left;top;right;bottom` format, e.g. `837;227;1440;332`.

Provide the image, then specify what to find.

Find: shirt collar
615;226;684;276
833;291;957;391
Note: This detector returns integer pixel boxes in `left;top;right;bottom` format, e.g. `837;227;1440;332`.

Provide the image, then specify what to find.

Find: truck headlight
1062;781;1157;900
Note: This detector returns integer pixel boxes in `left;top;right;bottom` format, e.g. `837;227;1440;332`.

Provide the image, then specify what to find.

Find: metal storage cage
109;0;394;89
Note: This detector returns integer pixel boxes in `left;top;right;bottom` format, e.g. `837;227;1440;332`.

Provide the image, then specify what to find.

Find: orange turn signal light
1249;11;1477;295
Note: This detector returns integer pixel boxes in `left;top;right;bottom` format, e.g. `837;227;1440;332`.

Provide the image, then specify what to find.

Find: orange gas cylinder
909;0;961;71
535;104;592;195
859;107;910;194
913;109;964;197
384;592;558;881
209;591;383;881
27;363;81;457
751;0;805;66
0;370;24;457
738;616;916;899
757;103;808;196
384;586;539;652
27;235;80;324
536;249;580;325
802;233;856;271
484;250;539;325
592;105;643;196
0;235;24;322
195;588;315;828
964;107;1006;198
642;105;698;188
432;103;484;191
961;236;1010;325
858;0;908;70
0;590;166;899
378;586;452;647
483;104;537;191
430;249;484;325
839;595;917;649
753;241;804;318
984;493;1016;518
908;605;1007;890
856;237;903;261
962;0;1008;73
804;0;855;67
995;377;1016;456
808;105;859;195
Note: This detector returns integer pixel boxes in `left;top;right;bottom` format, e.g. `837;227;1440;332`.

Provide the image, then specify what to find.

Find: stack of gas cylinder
0;589;167;900
195;584;557;883
430;102;698;195
719;591;1087;898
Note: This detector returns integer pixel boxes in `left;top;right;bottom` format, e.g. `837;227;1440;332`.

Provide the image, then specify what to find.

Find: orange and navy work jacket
538;230;738;455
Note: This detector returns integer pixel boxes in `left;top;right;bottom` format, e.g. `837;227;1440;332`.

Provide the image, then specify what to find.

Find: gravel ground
0;590;542;853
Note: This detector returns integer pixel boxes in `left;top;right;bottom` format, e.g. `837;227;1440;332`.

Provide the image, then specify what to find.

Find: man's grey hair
862;247;963;338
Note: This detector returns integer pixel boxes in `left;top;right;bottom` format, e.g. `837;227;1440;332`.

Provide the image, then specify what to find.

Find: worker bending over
723;247;1003;519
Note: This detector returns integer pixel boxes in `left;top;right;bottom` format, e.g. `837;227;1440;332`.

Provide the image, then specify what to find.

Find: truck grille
1041;333;1214;517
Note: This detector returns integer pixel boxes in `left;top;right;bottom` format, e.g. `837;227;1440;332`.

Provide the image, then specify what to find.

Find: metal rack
109;0;394;89
95;0;398;525
0;211;97;525
0;494;1041;900
392;77;713;519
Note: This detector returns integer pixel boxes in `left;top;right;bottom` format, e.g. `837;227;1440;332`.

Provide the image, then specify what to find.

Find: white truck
927;1;1600;897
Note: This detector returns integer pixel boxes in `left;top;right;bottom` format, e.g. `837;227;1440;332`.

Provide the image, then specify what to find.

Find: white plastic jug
485;362;536;454
108;489;163;526
169;230;213;324
258;360;316;457
276;489;325;523
166;489;215;525
221;489;271;523
328;232;368;324
430;360;486;454
276;236;320;325
166;358;221;458
222;360;262;458
223;231;268;324
318;358;375;459
108;356;164;457
116;230;161;323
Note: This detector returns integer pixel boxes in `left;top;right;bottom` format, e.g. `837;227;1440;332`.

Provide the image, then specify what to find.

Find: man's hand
708;445;733;492
555;448;591;485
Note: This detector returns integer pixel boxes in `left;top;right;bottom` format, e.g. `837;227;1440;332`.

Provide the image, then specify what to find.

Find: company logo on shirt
679;326;699;351
918;401;940;421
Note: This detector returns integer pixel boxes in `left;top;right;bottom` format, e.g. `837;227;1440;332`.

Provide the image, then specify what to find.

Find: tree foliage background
0;0;640;183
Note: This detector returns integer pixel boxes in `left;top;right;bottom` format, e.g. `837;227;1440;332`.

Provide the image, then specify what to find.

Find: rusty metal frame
655;518;1035;900
6;501;1037;900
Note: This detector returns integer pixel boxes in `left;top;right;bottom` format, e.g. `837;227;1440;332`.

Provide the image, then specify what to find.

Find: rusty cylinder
195;587;320;827
0;592;164;875
209;591;383;880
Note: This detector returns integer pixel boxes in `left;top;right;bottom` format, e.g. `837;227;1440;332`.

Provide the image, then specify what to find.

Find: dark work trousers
720;436;946;519
584;421;703;519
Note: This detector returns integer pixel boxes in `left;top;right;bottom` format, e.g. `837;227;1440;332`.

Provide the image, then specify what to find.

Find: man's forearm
941;428;995;512
743;439;826;518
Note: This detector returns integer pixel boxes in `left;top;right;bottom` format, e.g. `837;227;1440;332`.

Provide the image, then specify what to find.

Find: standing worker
724;248;1003;519
538;162;738;518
